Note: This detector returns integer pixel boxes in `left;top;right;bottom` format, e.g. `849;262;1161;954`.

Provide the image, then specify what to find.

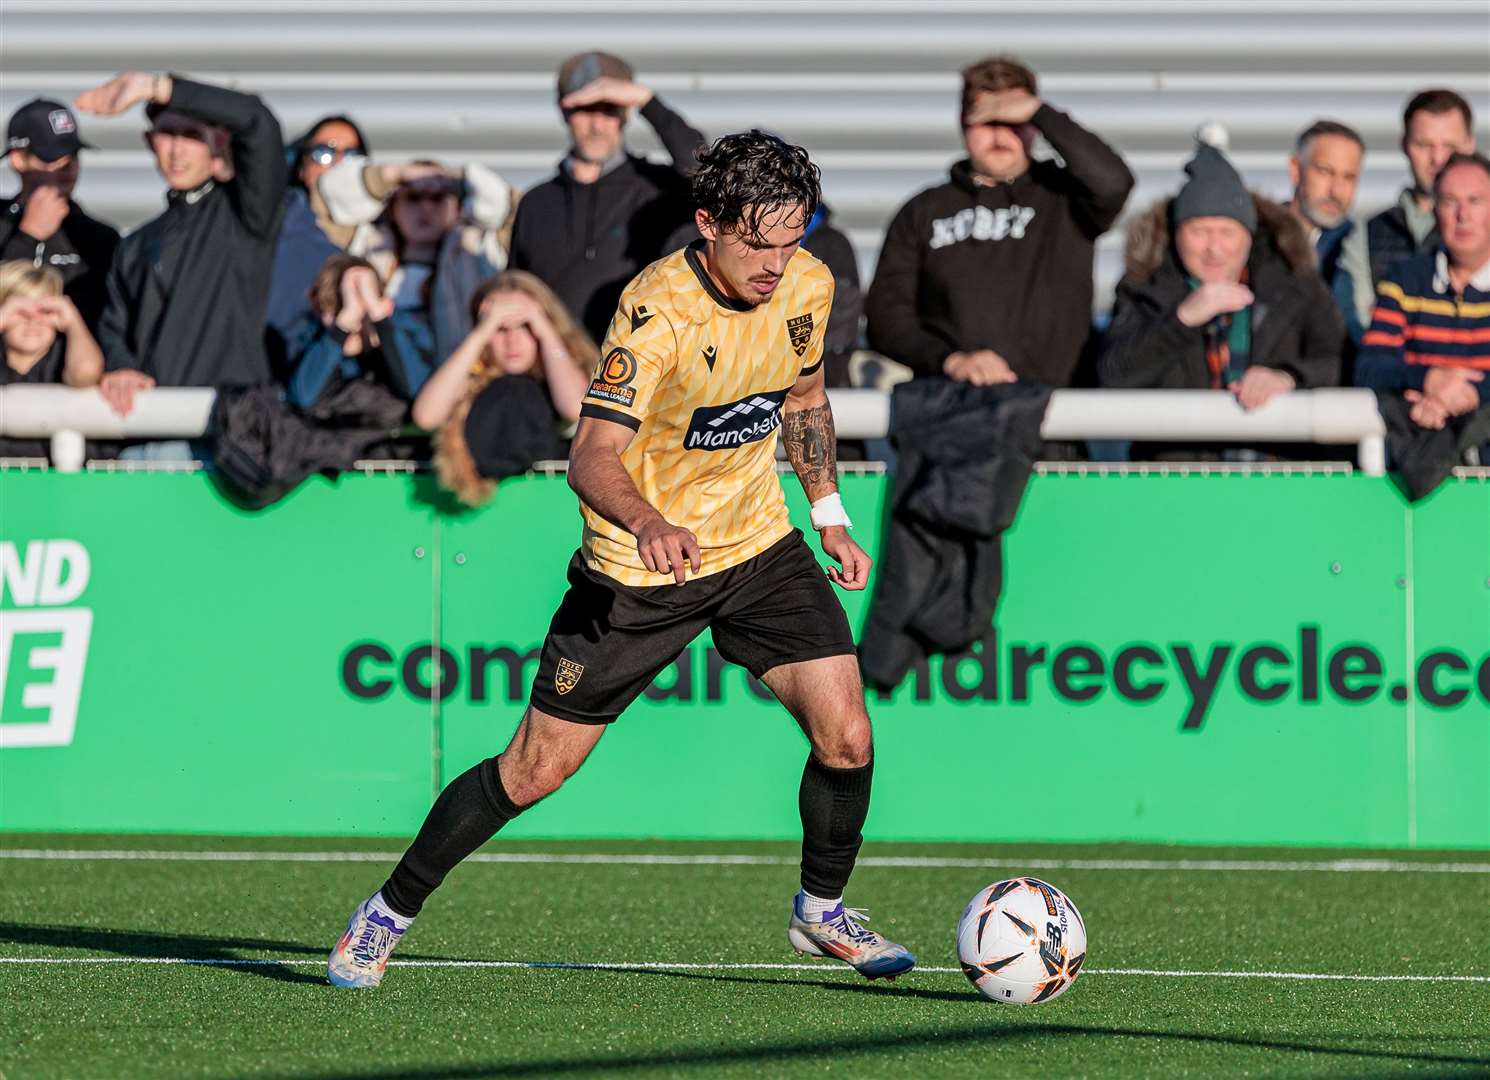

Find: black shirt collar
685;240;753;312
167;179;216;206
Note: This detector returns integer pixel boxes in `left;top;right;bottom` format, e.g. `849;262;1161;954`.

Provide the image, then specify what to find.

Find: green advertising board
1;469;1486;848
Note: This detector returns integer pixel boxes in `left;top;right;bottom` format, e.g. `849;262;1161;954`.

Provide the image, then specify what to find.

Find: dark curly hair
691;130;821;244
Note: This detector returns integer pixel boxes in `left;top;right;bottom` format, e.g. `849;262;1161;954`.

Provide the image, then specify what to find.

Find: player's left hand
820;527;871;591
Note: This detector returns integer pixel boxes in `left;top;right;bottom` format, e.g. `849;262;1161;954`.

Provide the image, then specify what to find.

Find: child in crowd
0;260;104;387
413;271;594;505
286;254;433;409
317;156;516;362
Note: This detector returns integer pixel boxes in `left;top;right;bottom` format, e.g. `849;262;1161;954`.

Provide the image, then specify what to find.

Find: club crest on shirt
555;658;585;696
787;314;813;357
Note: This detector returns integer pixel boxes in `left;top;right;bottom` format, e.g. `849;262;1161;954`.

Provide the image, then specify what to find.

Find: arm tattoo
782;401;838;501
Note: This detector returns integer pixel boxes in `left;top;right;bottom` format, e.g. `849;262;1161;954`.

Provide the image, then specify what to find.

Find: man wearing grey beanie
1100;141;1344;455
1172;144;1258;234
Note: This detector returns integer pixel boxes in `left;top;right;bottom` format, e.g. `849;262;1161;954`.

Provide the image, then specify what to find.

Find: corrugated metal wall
2;0;1488;307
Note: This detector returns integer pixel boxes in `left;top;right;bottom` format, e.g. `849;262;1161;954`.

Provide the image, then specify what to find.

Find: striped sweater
1355;249;1490;403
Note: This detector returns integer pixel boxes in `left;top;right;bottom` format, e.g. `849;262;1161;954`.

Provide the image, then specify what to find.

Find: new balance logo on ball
684;389;789;450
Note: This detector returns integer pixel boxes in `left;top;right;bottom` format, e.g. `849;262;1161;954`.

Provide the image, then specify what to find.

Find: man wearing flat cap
507;51;706;343
1100;141;1344;434
1;98;119;333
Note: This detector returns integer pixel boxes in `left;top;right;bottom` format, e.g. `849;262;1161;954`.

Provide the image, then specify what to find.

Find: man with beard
327;132;915;990
1287;120;1365;338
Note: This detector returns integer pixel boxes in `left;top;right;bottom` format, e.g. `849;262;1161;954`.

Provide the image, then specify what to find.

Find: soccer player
328;131;915;988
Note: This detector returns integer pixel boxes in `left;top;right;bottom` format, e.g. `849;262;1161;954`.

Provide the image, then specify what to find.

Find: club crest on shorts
787;314;813;357
555;657;585;696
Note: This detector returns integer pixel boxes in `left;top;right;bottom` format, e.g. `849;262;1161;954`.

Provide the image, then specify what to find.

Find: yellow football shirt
578;240;834;586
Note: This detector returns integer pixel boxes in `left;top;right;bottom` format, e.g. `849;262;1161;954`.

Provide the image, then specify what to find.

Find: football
956;877;1087;1004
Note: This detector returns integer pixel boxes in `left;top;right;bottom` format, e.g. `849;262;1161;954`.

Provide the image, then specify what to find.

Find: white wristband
809;492;853;531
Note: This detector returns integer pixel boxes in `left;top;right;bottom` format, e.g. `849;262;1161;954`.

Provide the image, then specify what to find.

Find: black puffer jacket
1100;194;1344;392
508;97;704;343
859;380;1051;691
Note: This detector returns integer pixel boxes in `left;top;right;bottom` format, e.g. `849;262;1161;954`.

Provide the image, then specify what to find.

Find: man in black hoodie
867;56;1133;389
77;71;286;420
2;99;119;333
508;51;705;343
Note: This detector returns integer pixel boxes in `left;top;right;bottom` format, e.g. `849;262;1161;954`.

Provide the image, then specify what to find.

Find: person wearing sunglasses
267;114;372;378
291;115;371;244
76;71;287;452
315;151;516;368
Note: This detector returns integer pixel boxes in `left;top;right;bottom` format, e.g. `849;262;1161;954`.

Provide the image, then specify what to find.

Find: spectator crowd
3;52;1488;487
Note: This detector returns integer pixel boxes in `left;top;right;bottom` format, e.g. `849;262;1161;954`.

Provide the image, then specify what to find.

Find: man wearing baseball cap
1;98;119;333
507;51;706;343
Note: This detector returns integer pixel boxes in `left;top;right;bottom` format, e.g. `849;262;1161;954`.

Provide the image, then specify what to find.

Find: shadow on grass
0;922;458;987
260;1012;1490;1080
241;966;1490;1079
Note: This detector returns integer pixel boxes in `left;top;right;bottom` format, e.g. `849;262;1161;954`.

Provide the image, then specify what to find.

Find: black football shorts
529;530;856;724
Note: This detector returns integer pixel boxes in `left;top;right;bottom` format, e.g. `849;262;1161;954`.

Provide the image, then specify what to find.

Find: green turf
1;836;1487;1079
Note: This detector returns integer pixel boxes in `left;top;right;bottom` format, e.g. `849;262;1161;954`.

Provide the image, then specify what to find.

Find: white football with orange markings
956;877;1087;1004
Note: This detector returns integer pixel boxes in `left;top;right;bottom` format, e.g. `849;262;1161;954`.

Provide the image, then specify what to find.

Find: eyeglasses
305;142;361;167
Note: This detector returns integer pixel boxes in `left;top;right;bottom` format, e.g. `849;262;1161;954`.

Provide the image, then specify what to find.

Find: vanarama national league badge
587;347;638;407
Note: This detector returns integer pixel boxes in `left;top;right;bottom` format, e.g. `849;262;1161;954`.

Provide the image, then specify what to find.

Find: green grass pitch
2;835;1487;1079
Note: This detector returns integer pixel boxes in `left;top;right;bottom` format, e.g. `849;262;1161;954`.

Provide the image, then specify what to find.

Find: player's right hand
636;518;701;585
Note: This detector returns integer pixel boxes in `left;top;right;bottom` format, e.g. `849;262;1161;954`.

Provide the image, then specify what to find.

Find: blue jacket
266;188;341;380
1315;220;1363;342
286;312;434;409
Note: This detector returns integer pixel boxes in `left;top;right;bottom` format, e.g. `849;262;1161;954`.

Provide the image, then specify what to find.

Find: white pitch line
0;957;1484;983
2;849;1488;874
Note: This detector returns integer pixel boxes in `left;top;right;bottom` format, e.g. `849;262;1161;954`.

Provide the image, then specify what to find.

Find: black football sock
380;756;526;918
798;754;873;900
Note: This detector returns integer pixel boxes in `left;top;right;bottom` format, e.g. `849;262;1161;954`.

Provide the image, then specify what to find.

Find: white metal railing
819;387;1387;475
0;384;1387;476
